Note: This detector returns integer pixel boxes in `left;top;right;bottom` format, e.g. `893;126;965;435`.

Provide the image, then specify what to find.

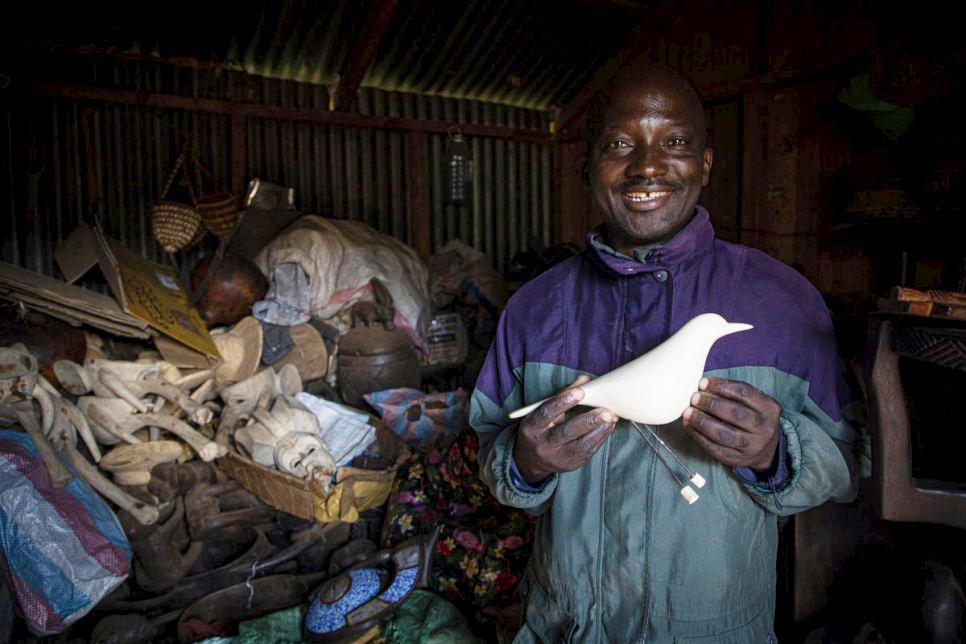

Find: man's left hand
681;377;781;472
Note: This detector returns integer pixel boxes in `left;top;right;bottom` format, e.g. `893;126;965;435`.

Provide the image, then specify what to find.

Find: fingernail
682;407;693;421
690;392;701;406
698;378;709;390
598;410;615;423
567;388;583;403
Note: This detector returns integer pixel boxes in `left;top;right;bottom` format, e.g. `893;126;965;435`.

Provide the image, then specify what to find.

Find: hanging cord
158;142;191;201
630;420;699;504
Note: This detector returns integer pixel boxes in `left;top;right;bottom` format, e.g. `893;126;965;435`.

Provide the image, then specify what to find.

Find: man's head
590;64;713;255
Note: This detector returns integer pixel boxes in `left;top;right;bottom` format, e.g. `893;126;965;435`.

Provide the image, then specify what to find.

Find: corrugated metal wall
0;59;553;283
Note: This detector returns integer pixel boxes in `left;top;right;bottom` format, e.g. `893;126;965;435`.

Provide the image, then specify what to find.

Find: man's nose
624;144;668;178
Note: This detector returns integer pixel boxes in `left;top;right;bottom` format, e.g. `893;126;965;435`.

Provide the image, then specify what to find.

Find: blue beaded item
378;566;418;604
304;568;384;635
303;530;438;642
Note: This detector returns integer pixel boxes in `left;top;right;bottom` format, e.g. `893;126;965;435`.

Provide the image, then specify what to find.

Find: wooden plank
405;131;431;260
33;82;233;114
334;0;400;112
31;81;551;144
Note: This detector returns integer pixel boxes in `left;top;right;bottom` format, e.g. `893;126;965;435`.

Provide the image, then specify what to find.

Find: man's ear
701;147;714;187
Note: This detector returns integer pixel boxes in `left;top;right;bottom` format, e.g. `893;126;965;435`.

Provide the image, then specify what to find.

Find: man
469;64;858;643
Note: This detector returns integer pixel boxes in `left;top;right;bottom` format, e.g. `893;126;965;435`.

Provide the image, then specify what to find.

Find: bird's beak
723;322;754;336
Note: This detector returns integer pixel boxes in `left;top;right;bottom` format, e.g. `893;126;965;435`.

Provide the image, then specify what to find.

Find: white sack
255;216;431;352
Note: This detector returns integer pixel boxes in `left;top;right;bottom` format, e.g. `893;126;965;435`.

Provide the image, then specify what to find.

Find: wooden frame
867;316;966;530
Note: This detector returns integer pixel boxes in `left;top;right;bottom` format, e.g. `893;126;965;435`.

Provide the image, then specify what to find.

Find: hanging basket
197;192;242;239
151;201;203;253
151;143;205;253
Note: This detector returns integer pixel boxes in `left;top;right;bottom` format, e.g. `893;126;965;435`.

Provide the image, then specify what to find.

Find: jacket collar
587;205;715;275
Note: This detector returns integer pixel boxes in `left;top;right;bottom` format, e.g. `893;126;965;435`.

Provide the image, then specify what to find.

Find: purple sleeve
733;427;790;489
508;453;551;493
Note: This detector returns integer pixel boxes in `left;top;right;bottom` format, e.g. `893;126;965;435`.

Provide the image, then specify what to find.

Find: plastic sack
428;239;507;323
254;216;431;351
0;430;131;635
364;388;467;450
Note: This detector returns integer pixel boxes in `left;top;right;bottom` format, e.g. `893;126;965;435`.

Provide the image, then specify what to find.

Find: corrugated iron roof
12;0;655;111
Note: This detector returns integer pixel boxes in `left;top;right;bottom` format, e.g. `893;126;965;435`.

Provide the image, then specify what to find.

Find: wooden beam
334;0;400;112
557;0;696;134
31;81;551;144
233;103;551;143
34;82;233;114
555;16;666;136
405;132;431;259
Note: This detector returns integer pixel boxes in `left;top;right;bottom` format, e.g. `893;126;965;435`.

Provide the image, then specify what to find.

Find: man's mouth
619;187;674;211
623;190;671;203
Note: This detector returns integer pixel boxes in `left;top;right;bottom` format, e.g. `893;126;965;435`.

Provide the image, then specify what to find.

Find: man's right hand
513;375;618;485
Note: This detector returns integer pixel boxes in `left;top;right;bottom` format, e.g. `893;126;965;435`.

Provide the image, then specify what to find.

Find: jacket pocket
521;577;578;644
673;598;775;643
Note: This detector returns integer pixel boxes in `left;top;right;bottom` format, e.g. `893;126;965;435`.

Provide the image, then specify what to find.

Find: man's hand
513;375;618;485
681;377;781;472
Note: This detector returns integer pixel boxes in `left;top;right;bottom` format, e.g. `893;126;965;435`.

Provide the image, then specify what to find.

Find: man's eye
604;140;629;150
667;136;689;147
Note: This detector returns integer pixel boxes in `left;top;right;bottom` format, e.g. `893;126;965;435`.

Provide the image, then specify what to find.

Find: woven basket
892;325;966;373
151;201;203;253
217;420;410;523
198;192;242;239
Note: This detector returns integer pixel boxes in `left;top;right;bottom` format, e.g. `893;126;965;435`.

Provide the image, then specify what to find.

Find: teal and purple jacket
469;207;858;643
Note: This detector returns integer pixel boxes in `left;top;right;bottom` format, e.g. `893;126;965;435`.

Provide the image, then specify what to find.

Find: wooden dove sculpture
508;313;753;424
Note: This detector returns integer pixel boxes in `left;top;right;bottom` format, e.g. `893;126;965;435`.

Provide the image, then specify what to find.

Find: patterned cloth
365;388;467;450
382;430;534;631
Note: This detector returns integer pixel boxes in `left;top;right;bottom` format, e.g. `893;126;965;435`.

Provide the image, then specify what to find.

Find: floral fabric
382;430;534;629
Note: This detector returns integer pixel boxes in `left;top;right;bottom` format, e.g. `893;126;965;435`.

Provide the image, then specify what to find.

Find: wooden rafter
333;0;400;112
555;2;683;136
31;82;552;143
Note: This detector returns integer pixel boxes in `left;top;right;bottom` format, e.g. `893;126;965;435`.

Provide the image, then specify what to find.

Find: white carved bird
509;313;753;425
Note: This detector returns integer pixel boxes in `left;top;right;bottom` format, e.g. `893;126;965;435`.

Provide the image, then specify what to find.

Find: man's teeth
624;191;670;201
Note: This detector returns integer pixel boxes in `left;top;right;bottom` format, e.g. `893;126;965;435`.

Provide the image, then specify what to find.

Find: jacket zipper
639;269;672;643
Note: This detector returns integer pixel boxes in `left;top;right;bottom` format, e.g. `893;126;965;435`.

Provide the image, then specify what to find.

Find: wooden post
230;112;247;196
406;131;431;259
552;141;592;246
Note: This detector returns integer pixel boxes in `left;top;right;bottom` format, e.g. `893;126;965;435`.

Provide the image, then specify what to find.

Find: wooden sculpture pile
0;343;336;527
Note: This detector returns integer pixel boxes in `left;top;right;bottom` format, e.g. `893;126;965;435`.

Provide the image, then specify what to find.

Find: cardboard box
55;223;220;362
0;260;150;339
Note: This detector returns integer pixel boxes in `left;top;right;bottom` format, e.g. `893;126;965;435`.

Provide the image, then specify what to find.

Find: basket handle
159;143;190;201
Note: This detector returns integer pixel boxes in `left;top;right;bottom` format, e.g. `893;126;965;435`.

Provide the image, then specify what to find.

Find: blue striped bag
0;429;131;635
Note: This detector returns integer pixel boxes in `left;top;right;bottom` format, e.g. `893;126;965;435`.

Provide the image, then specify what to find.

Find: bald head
603;64;707;147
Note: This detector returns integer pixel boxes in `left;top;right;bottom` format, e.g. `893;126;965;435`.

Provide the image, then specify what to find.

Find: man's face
591;77;713;255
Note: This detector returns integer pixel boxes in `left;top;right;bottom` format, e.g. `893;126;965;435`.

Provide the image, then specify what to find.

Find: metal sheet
2;61;552;282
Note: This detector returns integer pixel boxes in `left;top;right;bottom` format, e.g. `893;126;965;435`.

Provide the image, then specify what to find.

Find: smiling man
470;64;859;643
